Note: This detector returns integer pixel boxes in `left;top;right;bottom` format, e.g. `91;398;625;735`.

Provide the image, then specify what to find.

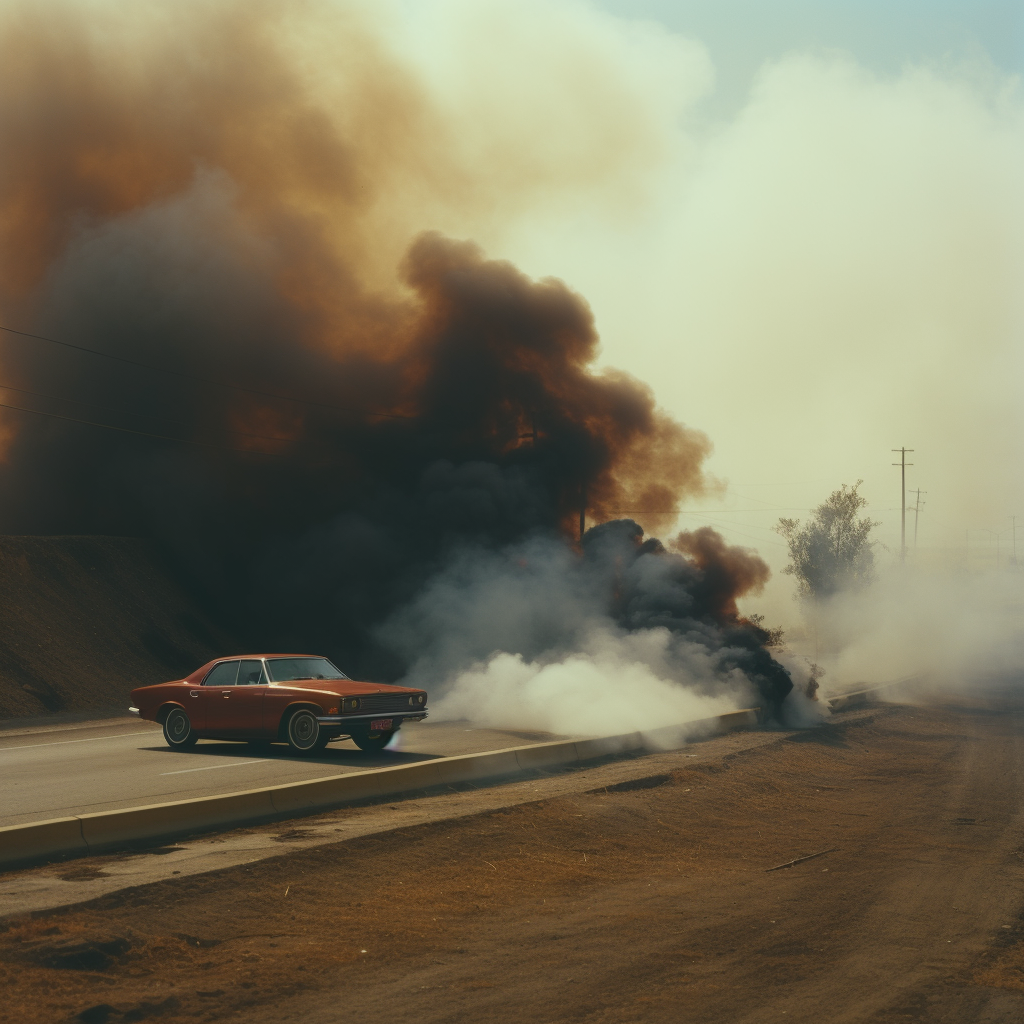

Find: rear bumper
316;711;428;728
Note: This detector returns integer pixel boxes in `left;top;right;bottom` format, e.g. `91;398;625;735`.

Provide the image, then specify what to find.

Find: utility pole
518;415;539;447
892;448;914;563
907;488;927;552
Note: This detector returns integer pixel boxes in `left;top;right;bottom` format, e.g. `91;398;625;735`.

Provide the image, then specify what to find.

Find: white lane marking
0;730;159;752
160;759;270;776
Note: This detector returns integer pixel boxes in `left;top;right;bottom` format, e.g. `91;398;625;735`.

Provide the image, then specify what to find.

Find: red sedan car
129;655;428;754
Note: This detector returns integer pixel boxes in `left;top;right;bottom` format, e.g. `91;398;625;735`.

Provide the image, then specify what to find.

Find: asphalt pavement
0;716;562;828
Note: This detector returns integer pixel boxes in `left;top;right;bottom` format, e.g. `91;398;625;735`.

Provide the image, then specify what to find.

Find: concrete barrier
1;691;891;870
826;676;920;711
573;732;643;761
513;739;584;771
435;748;521;785
0;816;87;868
269;760;445;814
719;709;760;730
78;788;278;853
827;689;877;711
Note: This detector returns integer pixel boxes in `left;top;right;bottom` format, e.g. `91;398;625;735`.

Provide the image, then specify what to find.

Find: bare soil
3;698;1024;1023
0;536;239;718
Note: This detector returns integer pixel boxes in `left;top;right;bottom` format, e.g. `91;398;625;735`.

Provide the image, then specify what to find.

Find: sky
3;0;1022;628
599;1;1024;111
418;0;1024;620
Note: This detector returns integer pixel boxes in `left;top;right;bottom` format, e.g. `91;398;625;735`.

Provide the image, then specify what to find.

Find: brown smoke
671;527;772;622
0;0;792;710
0;1;426;341
0;2;712;513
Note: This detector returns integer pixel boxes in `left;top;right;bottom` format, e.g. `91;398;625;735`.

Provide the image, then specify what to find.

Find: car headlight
418;694;426;705
343;697;360;712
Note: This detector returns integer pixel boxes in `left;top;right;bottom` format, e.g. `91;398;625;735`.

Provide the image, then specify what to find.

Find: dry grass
2;706;1023;1024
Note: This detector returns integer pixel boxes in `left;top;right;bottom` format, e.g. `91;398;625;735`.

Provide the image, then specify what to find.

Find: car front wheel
163;707;198;749
351;727;396;753
286;709;328;754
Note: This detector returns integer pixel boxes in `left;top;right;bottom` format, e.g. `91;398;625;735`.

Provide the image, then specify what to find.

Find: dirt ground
4;696;1024;1024
0;536;240;719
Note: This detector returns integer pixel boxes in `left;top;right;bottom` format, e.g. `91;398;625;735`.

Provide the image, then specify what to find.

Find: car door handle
189;691;200;698
221;691;231;698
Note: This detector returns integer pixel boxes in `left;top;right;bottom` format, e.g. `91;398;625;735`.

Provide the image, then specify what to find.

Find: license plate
370;719;393;731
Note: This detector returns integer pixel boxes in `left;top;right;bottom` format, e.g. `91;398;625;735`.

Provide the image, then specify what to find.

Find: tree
747;613;786;649
775;481;878;599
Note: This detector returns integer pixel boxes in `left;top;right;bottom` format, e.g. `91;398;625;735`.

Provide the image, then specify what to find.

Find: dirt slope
0;536;240;719
2;698;1024;1023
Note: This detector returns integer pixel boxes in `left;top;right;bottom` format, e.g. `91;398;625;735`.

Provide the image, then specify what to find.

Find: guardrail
0;684;895;872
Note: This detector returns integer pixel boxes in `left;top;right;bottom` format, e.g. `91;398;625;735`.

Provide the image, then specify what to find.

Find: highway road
0;715;563;828
9;695;1024;1024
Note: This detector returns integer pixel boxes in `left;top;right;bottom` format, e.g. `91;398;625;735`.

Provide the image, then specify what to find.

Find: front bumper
315;711;428;728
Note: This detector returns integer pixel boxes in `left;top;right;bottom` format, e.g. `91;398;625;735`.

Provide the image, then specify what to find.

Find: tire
285;709;325;754
351;727;396;753
162;707;198;749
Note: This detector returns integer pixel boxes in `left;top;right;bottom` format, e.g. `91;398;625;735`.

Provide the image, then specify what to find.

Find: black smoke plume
0;1;793;715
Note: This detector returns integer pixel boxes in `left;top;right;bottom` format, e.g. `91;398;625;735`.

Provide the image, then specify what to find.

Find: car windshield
266;657;349;682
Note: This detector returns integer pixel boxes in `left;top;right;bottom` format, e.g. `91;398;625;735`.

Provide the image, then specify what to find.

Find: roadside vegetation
775;482;879;600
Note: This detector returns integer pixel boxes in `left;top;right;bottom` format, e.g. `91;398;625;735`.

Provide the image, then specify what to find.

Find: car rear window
266;657;348;682
204;660;240;686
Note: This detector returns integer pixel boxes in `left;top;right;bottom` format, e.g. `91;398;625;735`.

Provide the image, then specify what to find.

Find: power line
670;512;789;549
0;398;279;457
0;323;415;420
907;488;927;552
0;381;308;448
606;504;900;514
605;508;813;514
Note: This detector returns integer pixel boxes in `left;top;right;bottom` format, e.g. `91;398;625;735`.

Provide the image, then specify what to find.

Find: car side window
204;660;240;686
237;659;267;686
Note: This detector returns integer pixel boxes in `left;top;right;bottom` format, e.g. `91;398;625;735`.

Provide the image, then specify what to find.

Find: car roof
211;654;327;660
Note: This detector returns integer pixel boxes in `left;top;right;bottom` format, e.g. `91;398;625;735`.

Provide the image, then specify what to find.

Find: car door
231;659;270;737
202;659;240;735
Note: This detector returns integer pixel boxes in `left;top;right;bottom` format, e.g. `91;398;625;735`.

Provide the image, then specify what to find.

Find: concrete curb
0;708;761;870
825;675;921;711
0;817;88;866
0;692;894;871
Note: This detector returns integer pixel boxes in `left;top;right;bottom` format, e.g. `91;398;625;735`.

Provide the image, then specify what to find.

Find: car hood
269;680;424;697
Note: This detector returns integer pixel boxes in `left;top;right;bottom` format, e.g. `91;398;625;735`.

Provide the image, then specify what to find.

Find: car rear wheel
351;727;396;753
163;708;198;750
285;709;328;754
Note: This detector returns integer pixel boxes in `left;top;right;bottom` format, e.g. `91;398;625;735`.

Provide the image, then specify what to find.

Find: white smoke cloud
499;45;1024;601
378;529;808;737
432;630;744;737
804;564;1024;697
